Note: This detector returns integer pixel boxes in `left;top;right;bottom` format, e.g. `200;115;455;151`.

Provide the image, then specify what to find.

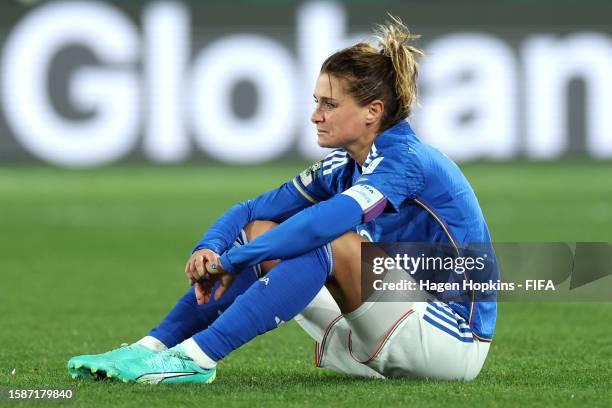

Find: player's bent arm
192;182;312;255
218;185;388;273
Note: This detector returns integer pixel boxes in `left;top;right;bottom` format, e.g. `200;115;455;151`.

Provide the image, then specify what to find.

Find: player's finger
203;251;219;264
214;274;233;300
185;259;198;286
187;258;197;276
186;255;195;272
198;281;213;305
190;264;199;280
194;283;205;304
206;262;218;274
195;255;205;278
200;281;213;304
203;254;220;274
213;285;224;301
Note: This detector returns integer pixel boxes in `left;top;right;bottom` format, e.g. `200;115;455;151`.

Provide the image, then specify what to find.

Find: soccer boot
110;345;216;384
67;343;156;381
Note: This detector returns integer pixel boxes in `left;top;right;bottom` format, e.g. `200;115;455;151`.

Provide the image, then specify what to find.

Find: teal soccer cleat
110;345;216;384
67;343;156;381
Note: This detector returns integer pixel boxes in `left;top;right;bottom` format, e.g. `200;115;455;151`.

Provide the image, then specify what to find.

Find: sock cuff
136;336;168;352
181;338;217;369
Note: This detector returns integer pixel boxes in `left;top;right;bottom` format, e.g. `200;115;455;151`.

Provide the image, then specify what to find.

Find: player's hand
197;260;235;304
185;248;220;303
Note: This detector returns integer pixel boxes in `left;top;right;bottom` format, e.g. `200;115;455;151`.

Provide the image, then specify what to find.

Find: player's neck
344;131;378;166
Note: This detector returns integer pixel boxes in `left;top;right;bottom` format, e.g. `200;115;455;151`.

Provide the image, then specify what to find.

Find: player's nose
311;108;323;124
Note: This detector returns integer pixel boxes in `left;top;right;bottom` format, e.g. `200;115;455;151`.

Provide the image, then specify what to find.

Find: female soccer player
68;16;496;384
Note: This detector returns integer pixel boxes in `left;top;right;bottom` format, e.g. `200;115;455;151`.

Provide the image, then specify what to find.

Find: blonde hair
320;15;424;130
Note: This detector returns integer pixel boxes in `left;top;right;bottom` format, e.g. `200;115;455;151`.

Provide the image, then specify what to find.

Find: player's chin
317;135;337;148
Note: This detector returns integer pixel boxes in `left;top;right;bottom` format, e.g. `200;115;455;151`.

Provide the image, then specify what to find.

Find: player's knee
244;220;279;274
331;231;367;260
244;220;278;241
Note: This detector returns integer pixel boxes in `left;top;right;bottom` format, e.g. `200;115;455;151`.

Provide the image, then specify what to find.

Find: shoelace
166;350;191;361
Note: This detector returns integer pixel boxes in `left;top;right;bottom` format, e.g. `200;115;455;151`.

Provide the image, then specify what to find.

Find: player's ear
365;99;384;125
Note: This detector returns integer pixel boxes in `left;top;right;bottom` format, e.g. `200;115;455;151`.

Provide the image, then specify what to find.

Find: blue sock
192;244;332;361
148;266;258;348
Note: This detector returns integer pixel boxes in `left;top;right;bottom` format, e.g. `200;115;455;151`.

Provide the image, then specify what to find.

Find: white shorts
294;268;491;380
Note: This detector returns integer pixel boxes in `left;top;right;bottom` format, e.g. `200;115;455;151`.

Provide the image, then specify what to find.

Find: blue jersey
195;121;497;341
291;122;496;340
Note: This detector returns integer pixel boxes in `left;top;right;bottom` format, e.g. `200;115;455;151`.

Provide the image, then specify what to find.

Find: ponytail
374;15;425;122
320;15;424;131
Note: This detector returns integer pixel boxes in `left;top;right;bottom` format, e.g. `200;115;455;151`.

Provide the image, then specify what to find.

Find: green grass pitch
0;161;611;407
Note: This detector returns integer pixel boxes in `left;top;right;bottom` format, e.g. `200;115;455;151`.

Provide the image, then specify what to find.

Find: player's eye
313;97;336;109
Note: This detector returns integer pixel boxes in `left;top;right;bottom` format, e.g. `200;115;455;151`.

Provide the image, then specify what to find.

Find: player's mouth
317;129;328;135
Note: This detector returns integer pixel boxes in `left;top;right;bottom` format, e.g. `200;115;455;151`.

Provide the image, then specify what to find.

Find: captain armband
341;184;388;223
